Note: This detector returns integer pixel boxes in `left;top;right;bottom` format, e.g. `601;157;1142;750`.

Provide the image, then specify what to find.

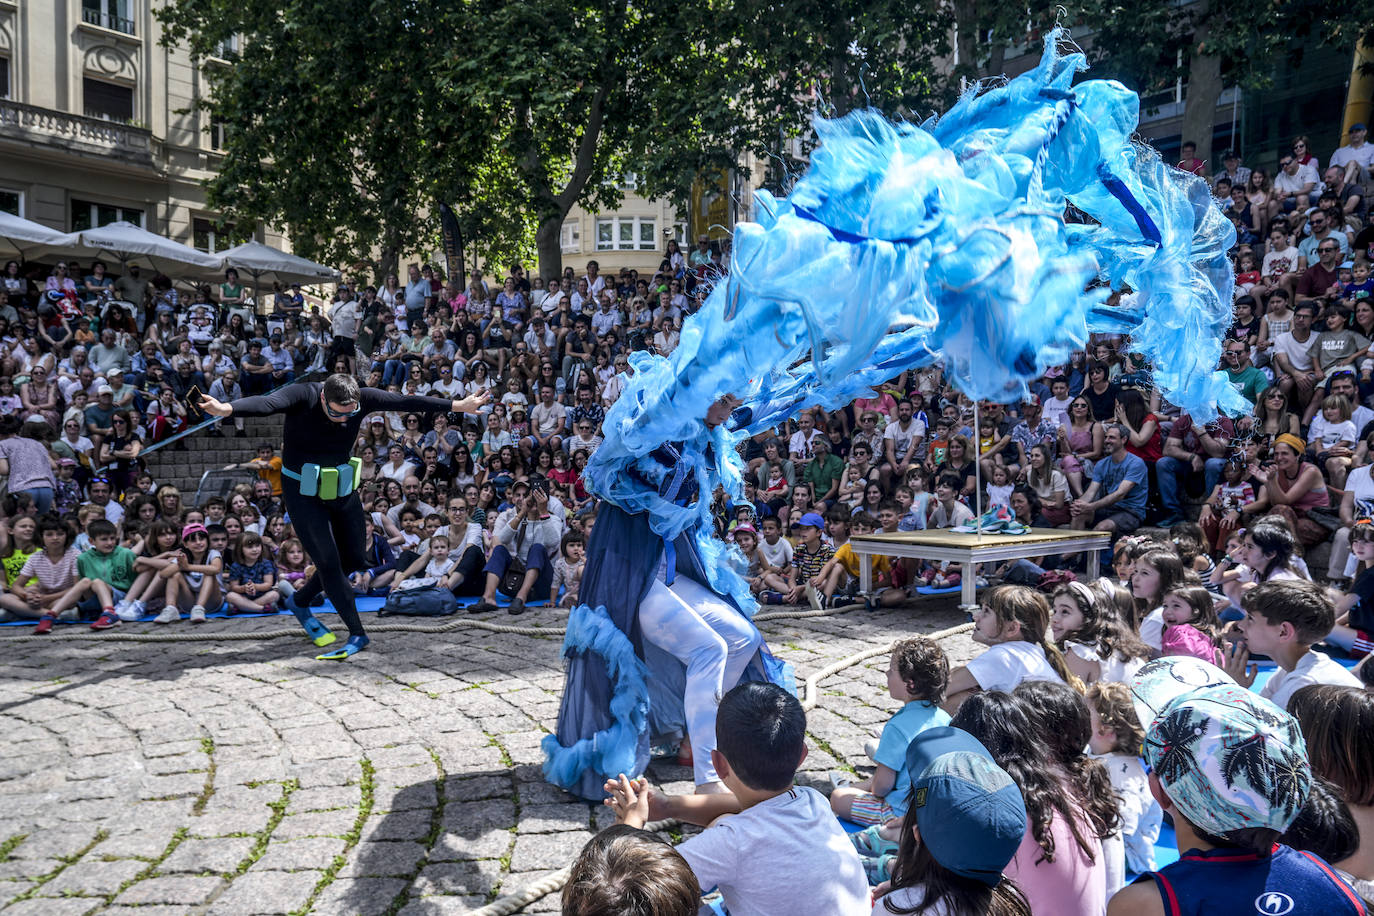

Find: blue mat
1;593;550;627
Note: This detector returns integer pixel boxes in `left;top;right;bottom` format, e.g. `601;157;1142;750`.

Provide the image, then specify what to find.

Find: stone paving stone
515;803;593;834
312;875;409;914
396;894;488;915
112;874;223;905
252;835;347;872
509;831;592;871
0;900;96;916
160;836;258;874
337;839;427;878
272;808;358;839
206;868;321;914
412;858;504;897
429;827;513;862
40;857;147;896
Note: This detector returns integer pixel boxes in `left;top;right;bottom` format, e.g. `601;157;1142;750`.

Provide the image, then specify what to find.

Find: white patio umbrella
65;221;225;278
217;240;341;308
0;212;76;262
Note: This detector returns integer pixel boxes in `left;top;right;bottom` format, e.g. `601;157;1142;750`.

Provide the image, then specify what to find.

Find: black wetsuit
230;382;454;636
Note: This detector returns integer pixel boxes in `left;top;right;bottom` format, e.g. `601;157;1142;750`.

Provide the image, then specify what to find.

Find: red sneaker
89;612;120;631
34;616;54;635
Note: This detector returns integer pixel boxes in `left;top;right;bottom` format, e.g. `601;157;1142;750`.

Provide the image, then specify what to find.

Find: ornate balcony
0;99;161;171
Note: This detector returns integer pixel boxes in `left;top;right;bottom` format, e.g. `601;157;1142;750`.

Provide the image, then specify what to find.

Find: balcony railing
0;99;158;168
82;7;136;35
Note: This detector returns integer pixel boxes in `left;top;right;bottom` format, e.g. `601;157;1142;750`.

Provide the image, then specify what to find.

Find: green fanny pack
282;457;364;500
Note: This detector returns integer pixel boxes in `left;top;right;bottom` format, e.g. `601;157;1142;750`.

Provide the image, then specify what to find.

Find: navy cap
905;727;1027;887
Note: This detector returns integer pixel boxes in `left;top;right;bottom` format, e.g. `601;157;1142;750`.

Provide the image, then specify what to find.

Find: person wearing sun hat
872;726;1031;915
1107;656;1365;916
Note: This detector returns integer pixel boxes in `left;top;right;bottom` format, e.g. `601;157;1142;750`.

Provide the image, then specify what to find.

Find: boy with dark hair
605;682;870;916
40;519;136;632
562;825;699;916
1109;656;1366;916
1223;579;1362;710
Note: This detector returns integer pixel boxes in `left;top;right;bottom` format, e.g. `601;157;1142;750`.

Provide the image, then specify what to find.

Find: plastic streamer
583;26;1243;583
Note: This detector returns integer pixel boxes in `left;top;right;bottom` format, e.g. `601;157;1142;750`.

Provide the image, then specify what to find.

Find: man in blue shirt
1070;424;1147;536
403;264;432;331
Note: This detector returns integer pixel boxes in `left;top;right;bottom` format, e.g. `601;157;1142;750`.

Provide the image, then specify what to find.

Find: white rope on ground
462;615;976;916
0;601;870;643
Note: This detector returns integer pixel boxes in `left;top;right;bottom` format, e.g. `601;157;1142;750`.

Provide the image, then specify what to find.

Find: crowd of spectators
2;125;1374;914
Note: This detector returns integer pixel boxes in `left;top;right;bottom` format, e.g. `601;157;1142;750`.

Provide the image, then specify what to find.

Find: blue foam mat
2;593;550;627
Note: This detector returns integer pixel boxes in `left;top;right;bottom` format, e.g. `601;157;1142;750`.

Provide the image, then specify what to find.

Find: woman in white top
379;443;417;483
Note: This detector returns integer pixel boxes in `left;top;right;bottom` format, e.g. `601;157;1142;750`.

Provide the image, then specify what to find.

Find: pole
973;399;983;536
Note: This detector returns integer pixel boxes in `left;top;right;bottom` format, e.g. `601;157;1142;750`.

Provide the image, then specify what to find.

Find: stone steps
141;415;285;499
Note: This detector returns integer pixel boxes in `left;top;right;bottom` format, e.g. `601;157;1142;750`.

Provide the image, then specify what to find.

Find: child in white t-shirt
392;534;458;591
755;516;794;598
605;683;871;916
943;585;1070;712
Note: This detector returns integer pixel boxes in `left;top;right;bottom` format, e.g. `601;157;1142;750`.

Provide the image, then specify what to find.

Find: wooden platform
848;528;1112;608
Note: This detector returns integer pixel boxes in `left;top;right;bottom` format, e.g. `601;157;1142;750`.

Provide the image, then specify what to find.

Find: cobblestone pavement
0;599;977;915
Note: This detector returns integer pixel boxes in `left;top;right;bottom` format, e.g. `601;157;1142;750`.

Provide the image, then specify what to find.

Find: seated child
550;531;585;608
944;585;1071;712
1222;579;1363;709
832;637;951;882
1086;681;1162;875
1050;580;1152;685
734;524;766;596
392;533;459;591
785;512;835;608
605;682;871;916
814;512;897;607
40;519;136;632
1110;656;1365;916
754;515;793;600
1329;521;1374;658
561;825;699;916
224;532;283;614
4;516;80;628
832;636;950;831
871;726;1031;916
114;520;183;621
156;523;224;624
1158;582;1221;662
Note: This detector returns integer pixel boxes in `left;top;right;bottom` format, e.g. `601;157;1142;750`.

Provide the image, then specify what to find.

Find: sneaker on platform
189;605;207;624
154;605;180;624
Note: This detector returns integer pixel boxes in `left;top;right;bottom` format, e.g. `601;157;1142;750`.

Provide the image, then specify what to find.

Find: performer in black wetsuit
198;373;489;659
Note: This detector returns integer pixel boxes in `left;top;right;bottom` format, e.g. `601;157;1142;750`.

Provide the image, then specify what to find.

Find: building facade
0;0;281;253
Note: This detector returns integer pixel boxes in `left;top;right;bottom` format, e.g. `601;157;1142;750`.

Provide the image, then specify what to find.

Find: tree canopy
159;0;1371;280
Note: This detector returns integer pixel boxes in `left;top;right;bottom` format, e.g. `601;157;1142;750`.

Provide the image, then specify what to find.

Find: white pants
639;576;761;786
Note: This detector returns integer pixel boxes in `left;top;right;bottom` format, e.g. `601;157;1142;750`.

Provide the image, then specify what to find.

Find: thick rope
463;614;975;916
0;602;869;643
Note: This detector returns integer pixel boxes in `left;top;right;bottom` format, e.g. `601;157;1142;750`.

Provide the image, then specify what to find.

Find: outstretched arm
361;388;490;416
200;382;311;419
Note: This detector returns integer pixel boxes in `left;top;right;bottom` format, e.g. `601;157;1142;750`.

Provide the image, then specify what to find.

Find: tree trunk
535;217;562;283
1181;23;1222;171
951;0;980;88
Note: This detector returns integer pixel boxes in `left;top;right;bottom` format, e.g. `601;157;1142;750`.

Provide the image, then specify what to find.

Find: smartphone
187;386;204;407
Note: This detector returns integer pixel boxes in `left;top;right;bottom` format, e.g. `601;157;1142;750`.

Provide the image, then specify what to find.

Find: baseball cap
1131;657;1311;836
1352;123;1367;132
181;523;209;540
732;524;757;539
1222;149;1239;160
96;384;113;395
905;727;1027;886
790;512;825;530
57;457;76;467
